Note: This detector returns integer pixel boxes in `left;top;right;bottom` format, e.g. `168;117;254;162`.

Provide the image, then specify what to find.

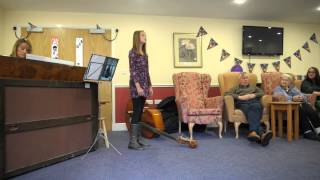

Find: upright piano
0;56;98;179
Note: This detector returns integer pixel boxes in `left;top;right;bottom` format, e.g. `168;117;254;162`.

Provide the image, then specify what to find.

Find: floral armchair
172;72;224;140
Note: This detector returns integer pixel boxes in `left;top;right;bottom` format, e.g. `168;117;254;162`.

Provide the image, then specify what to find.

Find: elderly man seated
225;72;272;146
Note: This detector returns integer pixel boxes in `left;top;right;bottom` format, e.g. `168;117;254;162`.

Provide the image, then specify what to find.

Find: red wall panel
115;86;221;123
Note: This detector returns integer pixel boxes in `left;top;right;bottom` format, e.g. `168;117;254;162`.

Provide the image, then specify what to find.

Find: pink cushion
188;108;221;116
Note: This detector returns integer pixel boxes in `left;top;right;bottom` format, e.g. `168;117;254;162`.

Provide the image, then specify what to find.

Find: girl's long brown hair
305;67;320;85
132;30;147;56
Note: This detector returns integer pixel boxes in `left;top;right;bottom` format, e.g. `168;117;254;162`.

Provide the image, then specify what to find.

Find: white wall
0;8;4;55
2;10;320;84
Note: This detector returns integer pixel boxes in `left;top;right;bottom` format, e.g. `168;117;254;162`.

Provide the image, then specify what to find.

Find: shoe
315;127;320;136
137;124;151;147
304;132;320;141
260;131;273;147
128;124;144;150
247;131;260;143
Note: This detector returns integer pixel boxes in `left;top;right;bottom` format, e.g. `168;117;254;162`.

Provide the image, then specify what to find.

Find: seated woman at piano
273;73;320;141
10;38;32;59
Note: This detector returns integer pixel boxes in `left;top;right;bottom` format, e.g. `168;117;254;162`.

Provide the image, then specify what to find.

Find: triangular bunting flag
283;56;291;68
196;26;208;37
220;49;230;62
260;63;268;73
272;61;280;72
234;58;243;65
247;63;256;73
302;42;311;53
293;49;302;61
310;33;318;44
207;38;218;50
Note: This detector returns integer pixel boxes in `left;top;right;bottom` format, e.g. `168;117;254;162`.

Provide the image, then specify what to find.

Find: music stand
82;54;121;158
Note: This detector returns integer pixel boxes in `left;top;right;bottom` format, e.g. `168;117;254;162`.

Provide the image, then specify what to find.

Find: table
270;101;301;142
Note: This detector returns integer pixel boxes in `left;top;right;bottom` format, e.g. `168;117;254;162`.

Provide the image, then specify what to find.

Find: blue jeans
235;99;263;134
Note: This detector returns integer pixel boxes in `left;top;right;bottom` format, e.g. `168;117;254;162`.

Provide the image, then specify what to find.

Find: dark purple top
129;50;152;98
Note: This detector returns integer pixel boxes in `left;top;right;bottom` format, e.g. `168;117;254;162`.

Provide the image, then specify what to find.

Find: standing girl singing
128;31;153;150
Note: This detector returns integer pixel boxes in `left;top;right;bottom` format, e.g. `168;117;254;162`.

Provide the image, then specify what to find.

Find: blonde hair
132;30;147;56
10;38;32;58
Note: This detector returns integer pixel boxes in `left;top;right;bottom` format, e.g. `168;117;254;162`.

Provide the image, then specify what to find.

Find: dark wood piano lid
0;56;86;82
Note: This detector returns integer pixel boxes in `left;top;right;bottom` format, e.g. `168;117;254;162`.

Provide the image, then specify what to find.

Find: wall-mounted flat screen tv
242;26;283;56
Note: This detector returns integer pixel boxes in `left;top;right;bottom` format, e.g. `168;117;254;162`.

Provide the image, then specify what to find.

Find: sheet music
84;54;105;80
100;57;118;81
86;63;103;80
84;54;119;81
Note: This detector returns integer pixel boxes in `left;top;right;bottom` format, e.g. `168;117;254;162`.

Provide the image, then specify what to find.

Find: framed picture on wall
173;33;202;68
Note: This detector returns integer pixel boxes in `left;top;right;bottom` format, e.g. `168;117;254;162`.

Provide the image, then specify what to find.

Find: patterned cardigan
273;85;307;102
129;50;152;98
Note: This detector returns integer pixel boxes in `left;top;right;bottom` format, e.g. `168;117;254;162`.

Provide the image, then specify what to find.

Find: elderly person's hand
292;95;304;102
238;94;256;101
312;91;320;96
247;93;256;99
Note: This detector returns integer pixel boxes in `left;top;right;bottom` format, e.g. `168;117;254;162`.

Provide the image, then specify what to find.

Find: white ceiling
0;0;320;24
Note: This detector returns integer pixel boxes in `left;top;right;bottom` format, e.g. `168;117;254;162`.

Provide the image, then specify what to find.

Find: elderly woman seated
273;73;320;141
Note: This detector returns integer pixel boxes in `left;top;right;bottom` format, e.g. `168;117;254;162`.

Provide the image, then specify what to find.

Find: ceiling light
233;0;247;5
316;6;320;11
248;35;252;38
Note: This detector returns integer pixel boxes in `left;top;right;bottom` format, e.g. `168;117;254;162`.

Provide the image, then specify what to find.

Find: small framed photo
173;33;202;68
